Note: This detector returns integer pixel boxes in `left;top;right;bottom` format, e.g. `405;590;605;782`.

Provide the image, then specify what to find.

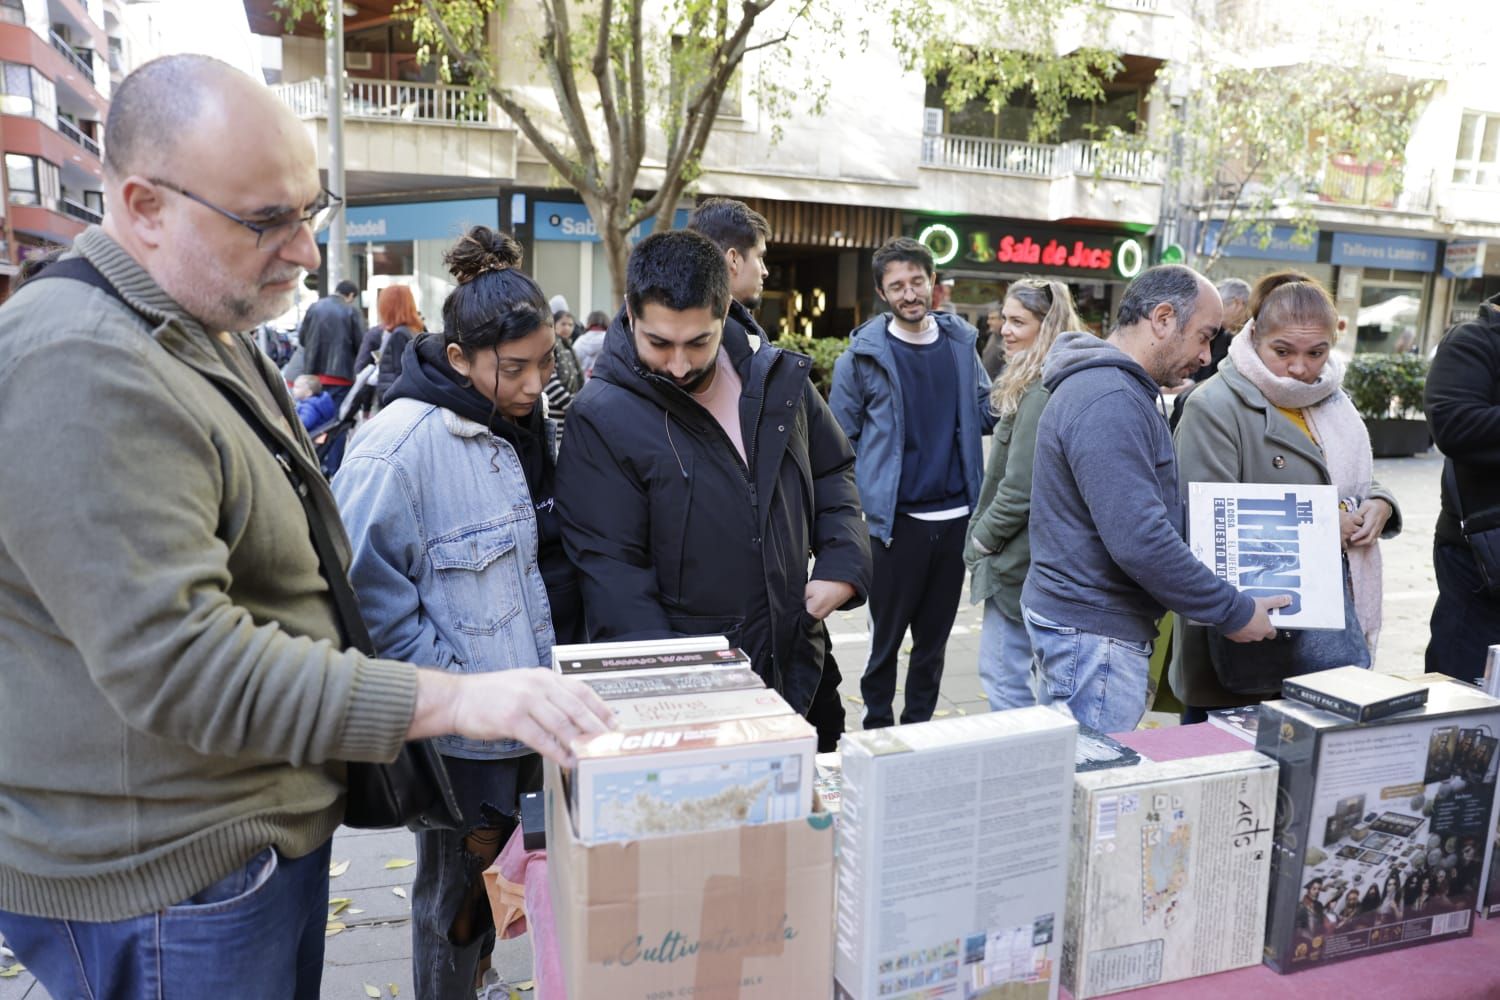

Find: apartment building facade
245;0;1500;350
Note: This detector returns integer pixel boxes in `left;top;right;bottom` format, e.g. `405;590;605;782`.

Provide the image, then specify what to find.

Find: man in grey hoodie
1021;264;1285;732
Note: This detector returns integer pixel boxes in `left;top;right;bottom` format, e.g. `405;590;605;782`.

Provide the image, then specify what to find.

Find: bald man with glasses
0;55;609;1000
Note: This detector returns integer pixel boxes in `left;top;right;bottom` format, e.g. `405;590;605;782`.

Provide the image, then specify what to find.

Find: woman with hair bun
965;278;1084;709
331;225;580;998
1171;270;1401;716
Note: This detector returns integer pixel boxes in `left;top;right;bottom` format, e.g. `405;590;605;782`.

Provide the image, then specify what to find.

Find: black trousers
860;514;968;728
805;625;845;753
1427;539;1500;682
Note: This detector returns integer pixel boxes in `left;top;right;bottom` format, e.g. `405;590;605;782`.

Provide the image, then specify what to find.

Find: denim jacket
332;397;557;759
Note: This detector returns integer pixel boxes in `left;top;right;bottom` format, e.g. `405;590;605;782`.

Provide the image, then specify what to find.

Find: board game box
1257;681;1500;971
834;708;1078;1000
1062;751;1277;997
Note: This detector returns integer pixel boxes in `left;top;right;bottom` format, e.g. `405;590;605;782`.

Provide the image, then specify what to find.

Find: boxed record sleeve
605;686;793;730
1257;681;1500;971
1187;481;1343;629
1062;752;1277;998
834;707;1077;1000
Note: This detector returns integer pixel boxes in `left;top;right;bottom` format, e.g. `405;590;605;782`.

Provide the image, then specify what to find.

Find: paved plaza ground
0;449;1450;999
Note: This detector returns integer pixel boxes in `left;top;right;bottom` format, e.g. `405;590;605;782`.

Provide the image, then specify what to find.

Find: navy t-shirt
888;334;966;514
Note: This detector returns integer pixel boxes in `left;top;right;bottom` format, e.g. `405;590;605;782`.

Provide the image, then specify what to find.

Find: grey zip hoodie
1021;332;1254;642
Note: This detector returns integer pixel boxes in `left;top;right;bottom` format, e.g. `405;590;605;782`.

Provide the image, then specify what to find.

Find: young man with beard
1022;264;1284;733
556;229;870;751
829;237;995;729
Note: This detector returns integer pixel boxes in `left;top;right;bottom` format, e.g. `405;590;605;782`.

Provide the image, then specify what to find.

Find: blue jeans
978;598;1036;711
1023;605;1152;733
0;841;331;1000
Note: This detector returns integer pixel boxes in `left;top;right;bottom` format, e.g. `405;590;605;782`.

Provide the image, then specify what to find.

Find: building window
7;154;60;210
0;0;21;26
0;63;58;130
1453;111;1500;186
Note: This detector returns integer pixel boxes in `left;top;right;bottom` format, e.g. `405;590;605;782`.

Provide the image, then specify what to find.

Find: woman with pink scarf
1169;271;1402;715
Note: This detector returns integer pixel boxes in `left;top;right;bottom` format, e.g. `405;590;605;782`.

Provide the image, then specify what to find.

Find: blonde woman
965;278;1084;709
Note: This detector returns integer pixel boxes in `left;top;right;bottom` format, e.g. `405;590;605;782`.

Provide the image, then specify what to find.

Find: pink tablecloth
512;723;1500;999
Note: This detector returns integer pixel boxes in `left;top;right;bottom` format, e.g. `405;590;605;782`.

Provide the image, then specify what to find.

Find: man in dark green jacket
0;55;607;1000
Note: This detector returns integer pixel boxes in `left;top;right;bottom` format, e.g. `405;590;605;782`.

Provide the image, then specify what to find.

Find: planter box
1365;418;1431;458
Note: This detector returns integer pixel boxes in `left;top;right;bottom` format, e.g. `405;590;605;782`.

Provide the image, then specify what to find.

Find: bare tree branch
591;0;625;197
537;0;602;190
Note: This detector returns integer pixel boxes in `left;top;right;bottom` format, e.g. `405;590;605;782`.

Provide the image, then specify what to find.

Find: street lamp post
325;0;347;289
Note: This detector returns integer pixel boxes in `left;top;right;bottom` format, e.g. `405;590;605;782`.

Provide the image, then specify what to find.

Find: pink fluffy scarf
1228;326;1383;648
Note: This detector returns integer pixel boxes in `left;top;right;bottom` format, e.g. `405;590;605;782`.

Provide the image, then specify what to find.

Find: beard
672;362;718;394
161;241;303;331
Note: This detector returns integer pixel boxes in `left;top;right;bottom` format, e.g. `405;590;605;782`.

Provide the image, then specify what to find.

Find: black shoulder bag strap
33;257;461;831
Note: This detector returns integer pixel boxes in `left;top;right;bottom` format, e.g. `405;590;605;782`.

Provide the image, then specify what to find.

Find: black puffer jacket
556;306;871;713
1427;292;1500;546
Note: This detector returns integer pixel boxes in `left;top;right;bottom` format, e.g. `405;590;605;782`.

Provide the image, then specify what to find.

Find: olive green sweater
0;228;419;921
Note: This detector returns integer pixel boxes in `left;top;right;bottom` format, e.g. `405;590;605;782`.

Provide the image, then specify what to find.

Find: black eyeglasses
148;178;342;251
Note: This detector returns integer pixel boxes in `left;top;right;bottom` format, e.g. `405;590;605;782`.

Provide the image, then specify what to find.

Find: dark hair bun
444;226;524;285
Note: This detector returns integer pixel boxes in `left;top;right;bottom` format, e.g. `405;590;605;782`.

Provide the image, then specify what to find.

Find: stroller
309;362;378;478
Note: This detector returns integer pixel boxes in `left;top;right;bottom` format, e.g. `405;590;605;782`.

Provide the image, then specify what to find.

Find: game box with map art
1257;681;1500;972
1061;751;1277;998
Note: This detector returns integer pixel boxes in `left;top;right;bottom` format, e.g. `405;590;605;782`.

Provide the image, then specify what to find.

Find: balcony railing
1315;159;1434;213
56;116;100;158
60;197;102;224
921;129;1162;183
49;31;95;84
271;77;502;127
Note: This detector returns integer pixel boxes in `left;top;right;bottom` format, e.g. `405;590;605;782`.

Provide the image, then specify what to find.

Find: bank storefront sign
1201;221;1320;263
914;217;1147;280
319;198;500;244
535;201;691;243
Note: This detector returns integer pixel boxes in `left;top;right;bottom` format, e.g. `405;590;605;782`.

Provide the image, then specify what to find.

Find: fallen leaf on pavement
364;985;381;998
845;694;863;705
328;897;352;916
329;860;351;878
0;963;25;979
933;709;951;717
392;886;408;898
347;907;365;915
388;985;399;996
325;921;346;937
383;858;415;870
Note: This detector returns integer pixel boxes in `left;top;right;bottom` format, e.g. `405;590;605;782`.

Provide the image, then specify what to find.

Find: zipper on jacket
638;366;756;487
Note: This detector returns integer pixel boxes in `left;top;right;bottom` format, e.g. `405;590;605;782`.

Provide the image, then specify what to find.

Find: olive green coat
965;380;1049;621
1169;357;1402;708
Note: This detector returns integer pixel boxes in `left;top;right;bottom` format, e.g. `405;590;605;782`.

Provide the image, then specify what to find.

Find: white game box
569;713;815;844
606;686;794;731
1063;752;1278;997
1187;481;1344;629
834;708;1078;1000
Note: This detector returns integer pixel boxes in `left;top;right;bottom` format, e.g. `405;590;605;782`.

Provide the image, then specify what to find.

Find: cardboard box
547;760;835;1000
1062;752;1277;997
1257;681;1500;972
572;713;816;844
607;687;794;731
834;707;1078;1000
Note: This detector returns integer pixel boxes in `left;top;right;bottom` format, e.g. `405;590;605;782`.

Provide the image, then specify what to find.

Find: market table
499;722;1500;999
1098;724;1500;1000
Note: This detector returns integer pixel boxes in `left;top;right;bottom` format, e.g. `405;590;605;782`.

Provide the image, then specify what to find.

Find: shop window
0;64;57;130
1355;272;1426;355
1453;111;1500;186
6;153;59;210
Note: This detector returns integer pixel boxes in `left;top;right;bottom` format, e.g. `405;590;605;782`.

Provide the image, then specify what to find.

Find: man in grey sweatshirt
1021;265;1285;732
